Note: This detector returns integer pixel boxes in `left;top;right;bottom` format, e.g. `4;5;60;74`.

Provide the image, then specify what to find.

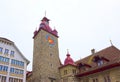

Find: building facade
27;16;120;82
32;17;61;82
0;37;29;82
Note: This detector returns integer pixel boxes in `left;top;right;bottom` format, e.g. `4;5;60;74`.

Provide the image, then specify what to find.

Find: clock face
46;34;55;46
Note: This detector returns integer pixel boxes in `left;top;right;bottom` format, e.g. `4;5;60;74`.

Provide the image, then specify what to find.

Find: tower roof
33;16;58;38
64;52;74;65
41;17;50;21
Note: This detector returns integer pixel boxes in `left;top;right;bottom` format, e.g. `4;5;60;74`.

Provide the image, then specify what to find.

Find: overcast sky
0;0;120;71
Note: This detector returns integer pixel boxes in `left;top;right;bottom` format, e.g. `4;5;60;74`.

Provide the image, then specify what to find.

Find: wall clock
46;34;55;46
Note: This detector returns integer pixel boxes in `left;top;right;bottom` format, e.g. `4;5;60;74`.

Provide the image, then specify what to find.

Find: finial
110;39;113;46
36;27;37;31
54;26;55;29
67;49;69;54
45;10;46;17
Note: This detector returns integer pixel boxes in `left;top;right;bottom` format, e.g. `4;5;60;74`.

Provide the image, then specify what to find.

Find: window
9;77;13;82
16;61;19;65
0;56;9;63
0;65;8;72
97;60;103;66
4;49;9;55
63;78;68;82
3;66;8;72
1;76;6;82
93;78;98;82
5;58;9;63
10;51;14;57
11;59;24;67
107;76;111;82
72;69;76;74
15;69;19;74
10;67;24;75
51;79;54;82
64;70;67;75
20;70;24;74
0;56;3;61
50;53;52;56
21;62;24;67
50;64;53;68
10;68;14;73
11;59;15;64
0;47;3;54
104;77;107;82
9;77;23;82
104;76;111;82
0;65;3;71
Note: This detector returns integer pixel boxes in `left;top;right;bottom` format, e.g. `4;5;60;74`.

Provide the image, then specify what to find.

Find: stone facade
32;17;61;82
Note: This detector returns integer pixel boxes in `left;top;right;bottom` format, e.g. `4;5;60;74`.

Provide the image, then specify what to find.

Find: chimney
91;49;95;54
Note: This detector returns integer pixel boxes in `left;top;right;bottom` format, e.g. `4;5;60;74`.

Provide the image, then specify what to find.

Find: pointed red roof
64;52;74;65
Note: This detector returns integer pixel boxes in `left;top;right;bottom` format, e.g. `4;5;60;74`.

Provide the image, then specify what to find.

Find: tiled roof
75;45;120;77
75;46;120;66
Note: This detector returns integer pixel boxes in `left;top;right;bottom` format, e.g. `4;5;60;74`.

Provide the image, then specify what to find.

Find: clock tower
32;17;61;82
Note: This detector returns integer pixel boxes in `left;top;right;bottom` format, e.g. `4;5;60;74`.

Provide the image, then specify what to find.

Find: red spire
64;50;74;65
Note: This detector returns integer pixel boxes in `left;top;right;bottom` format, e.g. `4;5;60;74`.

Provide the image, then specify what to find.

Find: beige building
0;37;29;82
27;16;120;82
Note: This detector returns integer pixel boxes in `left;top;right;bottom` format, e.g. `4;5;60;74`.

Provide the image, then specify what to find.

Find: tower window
50;64;53;68
50;53;52;57
64;70;67;75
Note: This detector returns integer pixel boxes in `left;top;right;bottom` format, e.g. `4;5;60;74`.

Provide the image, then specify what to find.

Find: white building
0;37;29;82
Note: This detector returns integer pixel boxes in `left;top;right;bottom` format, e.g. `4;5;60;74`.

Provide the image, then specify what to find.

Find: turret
64;52;74;65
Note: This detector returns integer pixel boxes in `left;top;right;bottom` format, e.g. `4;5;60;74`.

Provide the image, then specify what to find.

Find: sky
0;0;120;71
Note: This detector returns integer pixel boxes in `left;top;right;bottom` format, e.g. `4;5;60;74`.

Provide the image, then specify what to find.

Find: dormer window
97;60;103;66
78;63;91;72
93;56;109;66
